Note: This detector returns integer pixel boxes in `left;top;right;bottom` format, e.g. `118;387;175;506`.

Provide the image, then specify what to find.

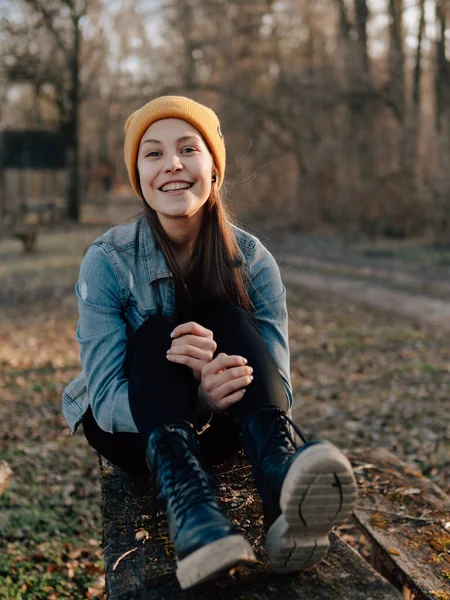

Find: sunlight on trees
1;0;450;244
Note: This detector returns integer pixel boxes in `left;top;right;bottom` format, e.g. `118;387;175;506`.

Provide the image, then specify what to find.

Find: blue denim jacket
62;216;293;434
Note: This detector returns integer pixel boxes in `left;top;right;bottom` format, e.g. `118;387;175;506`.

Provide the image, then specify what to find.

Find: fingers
212;364;253;388
199;352;254;412
202;369;253;400
215;372;253;397
170;321;214;339
167;344;213;362
166;353;205;373
202;353;248;375
166;323;217;381
215;388;247;412
167;332;217;376
170;334;217;353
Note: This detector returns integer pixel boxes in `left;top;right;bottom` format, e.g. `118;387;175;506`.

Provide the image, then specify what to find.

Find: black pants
83;306;288;474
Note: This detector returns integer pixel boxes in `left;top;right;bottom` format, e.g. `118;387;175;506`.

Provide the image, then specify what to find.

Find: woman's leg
80;313;197;474
82;407;148;474
203;306;357;574
204;305;289;417
197;413;242;468
124;313;255;588
196;305;288;467
126;313;244;461
127;313;198;437
82;313;240;472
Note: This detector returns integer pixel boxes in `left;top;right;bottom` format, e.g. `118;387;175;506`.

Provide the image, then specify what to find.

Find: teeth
161;182;192;192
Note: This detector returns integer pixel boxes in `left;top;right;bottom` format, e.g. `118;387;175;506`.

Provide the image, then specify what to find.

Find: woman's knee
205;305;256;332
128;313;176;353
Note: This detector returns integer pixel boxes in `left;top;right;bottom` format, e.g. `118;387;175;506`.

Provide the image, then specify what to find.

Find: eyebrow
141;135;200;146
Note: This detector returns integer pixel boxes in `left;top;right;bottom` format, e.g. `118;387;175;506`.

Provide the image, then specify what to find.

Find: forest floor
0;202;449;599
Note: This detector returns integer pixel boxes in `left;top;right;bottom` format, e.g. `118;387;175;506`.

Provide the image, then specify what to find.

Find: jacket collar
136;215;253;285
137;216;173;285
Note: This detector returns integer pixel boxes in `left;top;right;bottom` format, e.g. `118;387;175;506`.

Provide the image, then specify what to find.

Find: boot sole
176;534;256;589
266;441;357;574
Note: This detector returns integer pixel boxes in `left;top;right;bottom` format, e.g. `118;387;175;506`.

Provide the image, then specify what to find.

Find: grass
288;285;450;487
0;223;449;598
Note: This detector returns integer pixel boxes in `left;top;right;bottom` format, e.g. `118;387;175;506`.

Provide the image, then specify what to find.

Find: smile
159;182;194;192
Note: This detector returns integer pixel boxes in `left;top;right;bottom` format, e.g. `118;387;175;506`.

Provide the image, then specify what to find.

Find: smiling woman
62;95;357;591
137;119;214;230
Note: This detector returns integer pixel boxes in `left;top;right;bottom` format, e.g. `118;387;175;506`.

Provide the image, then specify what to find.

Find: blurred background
1;0;449;242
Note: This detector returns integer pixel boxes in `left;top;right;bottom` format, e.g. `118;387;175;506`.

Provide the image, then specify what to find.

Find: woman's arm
76;243;138;434
248;243;294;411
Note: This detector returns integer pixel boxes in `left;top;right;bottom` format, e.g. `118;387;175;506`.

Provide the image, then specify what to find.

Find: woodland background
1;0;450;242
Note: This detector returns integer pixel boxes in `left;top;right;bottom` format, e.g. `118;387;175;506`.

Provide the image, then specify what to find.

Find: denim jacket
62;215;293;434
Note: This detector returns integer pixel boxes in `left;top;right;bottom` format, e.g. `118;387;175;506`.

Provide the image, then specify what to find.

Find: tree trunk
66;137;80;222
354;0;370;76
99;453;403;600
182;1;196;88
399;0;425;177
412;0;425;108
435;0;447;133
66;10;81;222
388;0;405;120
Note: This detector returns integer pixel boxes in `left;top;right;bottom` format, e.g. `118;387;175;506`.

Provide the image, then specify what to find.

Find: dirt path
278;253;450;297
69;196;450;330
278;254;450;331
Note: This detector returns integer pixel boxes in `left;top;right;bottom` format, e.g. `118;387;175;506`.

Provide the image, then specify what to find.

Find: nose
163;152;183;173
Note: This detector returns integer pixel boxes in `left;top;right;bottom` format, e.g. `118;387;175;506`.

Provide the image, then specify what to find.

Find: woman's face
137;118;215;229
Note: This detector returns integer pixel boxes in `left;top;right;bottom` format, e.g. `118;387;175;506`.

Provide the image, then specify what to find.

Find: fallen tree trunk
99;452;403;599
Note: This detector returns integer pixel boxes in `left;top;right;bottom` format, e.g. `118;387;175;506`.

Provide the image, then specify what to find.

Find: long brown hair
142;184;253;319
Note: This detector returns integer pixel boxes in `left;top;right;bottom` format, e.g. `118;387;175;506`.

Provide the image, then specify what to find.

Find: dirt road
279;254;450;331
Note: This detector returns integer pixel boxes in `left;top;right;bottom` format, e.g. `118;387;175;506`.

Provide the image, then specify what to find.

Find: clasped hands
166;321;253;412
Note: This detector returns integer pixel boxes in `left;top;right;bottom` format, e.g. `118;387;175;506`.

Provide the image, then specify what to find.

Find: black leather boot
147;420;256;589
237;407;357;573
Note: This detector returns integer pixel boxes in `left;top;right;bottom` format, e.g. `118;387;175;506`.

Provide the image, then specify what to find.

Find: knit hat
124;95;226;198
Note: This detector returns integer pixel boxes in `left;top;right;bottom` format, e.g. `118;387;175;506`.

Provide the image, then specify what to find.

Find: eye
181;146;197;154
145;150;161;158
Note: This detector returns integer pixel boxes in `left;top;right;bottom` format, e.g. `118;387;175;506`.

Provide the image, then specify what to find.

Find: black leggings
83;306;288;474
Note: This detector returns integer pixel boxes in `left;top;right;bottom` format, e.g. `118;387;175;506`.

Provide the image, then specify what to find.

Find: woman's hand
198;353;253;413
166;321;217;381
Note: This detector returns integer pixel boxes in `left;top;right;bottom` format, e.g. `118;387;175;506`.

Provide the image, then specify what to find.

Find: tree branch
23;0;70;60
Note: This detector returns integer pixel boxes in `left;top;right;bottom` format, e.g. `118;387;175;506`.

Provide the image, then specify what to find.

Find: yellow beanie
124;95;226;198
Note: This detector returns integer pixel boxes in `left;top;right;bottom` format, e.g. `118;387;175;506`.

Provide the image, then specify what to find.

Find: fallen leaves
368;513;391;529
289;288;450;496
1;226;450;598
135;529;150;542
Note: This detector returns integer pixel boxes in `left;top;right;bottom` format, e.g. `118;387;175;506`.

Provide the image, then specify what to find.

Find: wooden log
99;452;402;600
350;448;450;600
0;461;13;497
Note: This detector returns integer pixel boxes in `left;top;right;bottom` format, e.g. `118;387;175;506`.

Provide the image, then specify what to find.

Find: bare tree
387;0;405;120
413;0;426;109
3;0;449;242
2;0;103;221
434;0;449;133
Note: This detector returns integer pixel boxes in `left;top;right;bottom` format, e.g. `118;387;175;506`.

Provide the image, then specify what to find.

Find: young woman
62;96;357;590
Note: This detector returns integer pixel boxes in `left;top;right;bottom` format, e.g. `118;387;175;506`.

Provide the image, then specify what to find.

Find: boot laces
151;428;215;533
253;407;308;472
